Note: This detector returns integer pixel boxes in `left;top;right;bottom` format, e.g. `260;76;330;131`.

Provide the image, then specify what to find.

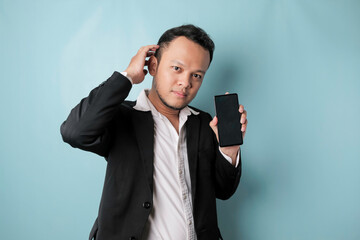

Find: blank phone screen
214;93;243;147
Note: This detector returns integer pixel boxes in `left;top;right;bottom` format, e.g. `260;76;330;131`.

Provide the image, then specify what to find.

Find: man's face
150;36;211;110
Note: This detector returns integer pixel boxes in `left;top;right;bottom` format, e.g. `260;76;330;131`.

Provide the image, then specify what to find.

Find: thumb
209;116;219;141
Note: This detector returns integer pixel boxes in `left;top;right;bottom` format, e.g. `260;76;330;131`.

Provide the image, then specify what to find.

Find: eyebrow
171;60;206;74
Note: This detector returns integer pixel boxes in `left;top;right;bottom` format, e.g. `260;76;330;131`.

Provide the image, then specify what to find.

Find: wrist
220;147;239;164
121;71;134;84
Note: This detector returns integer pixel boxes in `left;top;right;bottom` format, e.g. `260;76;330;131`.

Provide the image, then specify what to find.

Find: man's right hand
124;45;159;84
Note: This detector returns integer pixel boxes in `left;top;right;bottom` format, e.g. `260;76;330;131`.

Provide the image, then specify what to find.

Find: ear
148;56;158;76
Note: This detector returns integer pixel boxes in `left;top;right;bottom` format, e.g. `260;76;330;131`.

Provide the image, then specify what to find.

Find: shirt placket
178;125;196;240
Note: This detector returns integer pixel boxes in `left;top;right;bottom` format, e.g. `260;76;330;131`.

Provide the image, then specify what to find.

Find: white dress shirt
134;89;197;240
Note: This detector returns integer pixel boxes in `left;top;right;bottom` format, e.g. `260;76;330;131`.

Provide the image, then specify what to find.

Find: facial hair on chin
156;87;185;111
154;78;186;111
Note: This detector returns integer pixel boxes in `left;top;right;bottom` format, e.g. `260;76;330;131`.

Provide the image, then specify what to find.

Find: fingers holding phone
238;104;247;138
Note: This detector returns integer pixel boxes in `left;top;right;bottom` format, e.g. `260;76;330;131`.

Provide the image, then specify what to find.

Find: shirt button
143;202;151;209
183;194;187;200
188;220;192;225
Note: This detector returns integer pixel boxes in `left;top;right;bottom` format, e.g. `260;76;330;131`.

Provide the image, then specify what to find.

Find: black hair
154;24;215;65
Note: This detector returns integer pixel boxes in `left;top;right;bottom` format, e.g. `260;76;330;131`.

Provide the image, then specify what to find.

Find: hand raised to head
124;45;159;84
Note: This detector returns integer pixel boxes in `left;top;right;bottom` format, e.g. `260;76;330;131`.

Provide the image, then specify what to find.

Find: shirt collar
133;89;199;117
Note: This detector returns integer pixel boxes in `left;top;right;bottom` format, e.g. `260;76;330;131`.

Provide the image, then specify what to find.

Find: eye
172;66;181;71
193;74;202;79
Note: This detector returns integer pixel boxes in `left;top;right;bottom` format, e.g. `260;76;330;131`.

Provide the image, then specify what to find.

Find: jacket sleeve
60;71;132;157
214;144;242;200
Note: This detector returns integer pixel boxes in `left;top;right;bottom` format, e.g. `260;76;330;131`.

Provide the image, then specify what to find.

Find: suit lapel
132;110;154;193
186;114;200;203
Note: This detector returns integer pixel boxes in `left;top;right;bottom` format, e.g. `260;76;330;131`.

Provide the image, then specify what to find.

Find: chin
155;87;191;110
162;98;189;110
166;102;187;111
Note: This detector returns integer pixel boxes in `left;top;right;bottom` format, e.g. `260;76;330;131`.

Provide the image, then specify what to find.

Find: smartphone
214;93;243;147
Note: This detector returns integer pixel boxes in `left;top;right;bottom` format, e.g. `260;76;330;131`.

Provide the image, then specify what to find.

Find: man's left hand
209;104;248;165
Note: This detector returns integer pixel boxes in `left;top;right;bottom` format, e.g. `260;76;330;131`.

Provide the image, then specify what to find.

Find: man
60;24;248;240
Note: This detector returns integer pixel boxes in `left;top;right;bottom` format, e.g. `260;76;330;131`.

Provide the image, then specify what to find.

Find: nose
178;74;191;89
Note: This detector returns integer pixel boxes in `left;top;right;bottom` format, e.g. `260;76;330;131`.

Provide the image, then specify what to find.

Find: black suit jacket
60;72;241;240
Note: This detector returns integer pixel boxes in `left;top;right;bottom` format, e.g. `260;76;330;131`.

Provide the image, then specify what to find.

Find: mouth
172;90;188;98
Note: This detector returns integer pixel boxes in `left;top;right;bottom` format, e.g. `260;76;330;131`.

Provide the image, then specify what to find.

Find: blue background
1;0;359;239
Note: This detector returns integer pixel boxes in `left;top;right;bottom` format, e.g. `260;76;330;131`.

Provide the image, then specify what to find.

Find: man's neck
147;89;181;133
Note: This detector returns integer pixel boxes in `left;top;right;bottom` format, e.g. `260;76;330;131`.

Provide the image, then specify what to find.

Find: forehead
160;36;210;70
